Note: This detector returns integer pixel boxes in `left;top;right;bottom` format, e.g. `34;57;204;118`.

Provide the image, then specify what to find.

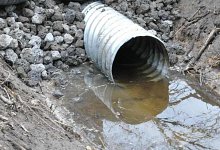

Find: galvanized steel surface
83;2;169;82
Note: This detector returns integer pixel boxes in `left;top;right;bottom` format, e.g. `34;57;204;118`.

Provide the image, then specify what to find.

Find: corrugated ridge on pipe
82;2;169;82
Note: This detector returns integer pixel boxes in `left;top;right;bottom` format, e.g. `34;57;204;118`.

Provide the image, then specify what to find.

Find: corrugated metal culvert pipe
82;2;169;82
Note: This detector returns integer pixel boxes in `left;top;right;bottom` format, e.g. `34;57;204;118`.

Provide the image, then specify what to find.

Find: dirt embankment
173;0;220;96
0;58;93;149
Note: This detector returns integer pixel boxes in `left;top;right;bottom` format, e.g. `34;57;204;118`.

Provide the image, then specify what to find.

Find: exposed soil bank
173;0;220;96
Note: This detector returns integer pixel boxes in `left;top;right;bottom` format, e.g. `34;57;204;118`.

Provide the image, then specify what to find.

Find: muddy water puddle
61;64;220;150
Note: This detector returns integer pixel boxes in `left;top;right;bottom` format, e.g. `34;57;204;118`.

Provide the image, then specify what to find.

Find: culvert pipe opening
112;36;168;82
82;2;169;82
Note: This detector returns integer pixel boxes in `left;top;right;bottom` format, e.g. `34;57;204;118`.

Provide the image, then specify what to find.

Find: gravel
64;33;74;44
44;33;54;42
0;0;182;86
4;49;18;64
0;34;13;49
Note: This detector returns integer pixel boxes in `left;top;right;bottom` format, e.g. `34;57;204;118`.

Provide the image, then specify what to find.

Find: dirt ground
0;0;220;150
0;58;95;149
173;0;220;96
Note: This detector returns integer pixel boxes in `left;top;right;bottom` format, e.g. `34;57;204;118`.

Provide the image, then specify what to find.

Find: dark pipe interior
112;36;164;82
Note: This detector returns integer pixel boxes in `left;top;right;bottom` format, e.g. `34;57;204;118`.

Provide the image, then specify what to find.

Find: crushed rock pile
0;0;184;86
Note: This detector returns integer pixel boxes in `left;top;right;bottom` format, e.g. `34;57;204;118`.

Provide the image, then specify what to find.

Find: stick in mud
185;28;220;70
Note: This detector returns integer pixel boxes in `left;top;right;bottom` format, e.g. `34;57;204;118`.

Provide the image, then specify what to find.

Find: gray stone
30;64;45;73
163;20;173;27
136;4;150;14
52;89;64;98
0;34;13;49
0;18;7;29
158;10;169;20
75;48;85;57
75;29;83;39
60;63;69;72
62;24;70;33
51;11;63;21
64;33;74;44
4;49;18;64
53;21;64;32
161;34;170;42
169;53;178;66
41;70;48;80
51;51;61;60
0;51;5;57
29;35;42;48
10;28;24;40
37;25;48;39
64;9;76;24
9;39;18;49
60;51;68;61
159;21;171;33
66;56;79;66
6;17;15;27
55;36;64;44
34;6;45;14
27;70;42;86
44;0;56;8
68;2;81;11
23;8;34;18
43;56;53;64
20;47;43;64
54;60;63;69
0;9;7;18
104;0;115;5
16;66;27;78
11;22;23;30
53;31;61;36
75;40;84;48
149;22;159;31
15;58;30;72
32;14;45;24
75;21;85;30
44;33;54;42
45;9;55;18
18;16;29;23
75;12;84;21
3;27;10;34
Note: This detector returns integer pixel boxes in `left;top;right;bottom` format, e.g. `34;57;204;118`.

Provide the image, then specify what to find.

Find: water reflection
62;66;220;149
84;73;169;124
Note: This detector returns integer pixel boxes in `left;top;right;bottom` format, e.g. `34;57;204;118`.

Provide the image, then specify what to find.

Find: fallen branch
0;94;13;105
194;28;220;62
0;114;9;122
0;70;11;85
185;28;220;70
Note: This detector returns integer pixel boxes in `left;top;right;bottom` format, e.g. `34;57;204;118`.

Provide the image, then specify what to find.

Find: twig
13;119;29;133
0;115;9;122
99;137;106;148
194;28;220;62
174;11;209;38
199;69;203;86
16;94;66;136
5;136;28;150
0;70;11;85
0;94;13;105
188;7;202;21
0;86;12;103
185;28;220;70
